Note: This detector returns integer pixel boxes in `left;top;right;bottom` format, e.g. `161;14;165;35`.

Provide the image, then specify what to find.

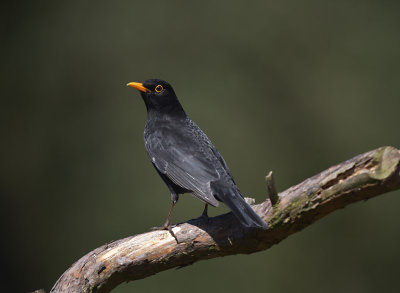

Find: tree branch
50;146;400;293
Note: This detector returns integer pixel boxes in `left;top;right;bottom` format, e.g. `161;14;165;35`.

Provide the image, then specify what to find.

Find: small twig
265;171;279;205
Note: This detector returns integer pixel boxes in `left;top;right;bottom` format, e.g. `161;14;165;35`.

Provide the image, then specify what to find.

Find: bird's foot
150;224;179;243
150;223;176;231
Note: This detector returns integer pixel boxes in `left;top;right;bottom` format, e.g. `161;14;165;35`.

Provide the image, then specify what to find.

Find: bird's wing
145;128;220;207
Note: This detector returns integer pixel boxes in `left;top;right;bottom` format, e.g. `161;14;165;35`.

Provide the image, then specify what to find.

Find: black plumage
127;79;268;230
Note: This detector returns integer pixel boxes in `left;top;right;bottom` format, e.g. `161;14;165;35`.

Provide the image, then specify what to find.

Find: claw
150;224;179;243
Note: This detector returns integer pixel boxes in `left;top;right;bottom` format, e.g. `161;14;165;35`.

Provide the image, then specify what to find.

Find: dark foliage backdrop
1;1;400;292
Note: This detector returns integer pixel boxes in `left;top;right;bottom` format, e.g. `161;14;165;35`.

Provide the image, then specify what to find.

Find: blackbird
127;79;268;230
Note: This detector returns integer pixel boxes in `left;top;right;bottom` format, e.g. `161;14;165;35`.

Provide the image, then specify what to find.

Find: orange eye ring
155;85;163;93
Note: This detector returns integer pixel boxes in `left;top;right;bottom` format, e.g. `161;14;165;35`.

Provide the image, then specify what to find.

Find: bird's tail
211;182;268;229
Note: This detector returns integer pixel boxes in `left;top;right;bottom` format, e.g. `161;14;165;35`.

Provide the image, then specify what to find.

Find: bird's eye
155;85;163;93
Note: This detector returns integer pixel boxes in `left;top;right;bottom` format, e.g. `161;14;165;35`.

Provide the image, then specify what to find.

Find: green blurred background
2;0;400;292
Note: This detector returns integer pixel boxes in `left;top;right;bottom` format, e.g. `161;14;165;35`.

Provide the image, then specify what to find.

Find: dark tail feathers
211;183;268;229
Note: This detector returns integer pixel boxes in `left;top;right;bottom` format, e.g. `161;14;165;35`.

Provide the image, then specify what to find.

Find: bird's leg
151;199;177;230
163;199;177;228
197;203;210;224
201;203;209;218
151;193;179;242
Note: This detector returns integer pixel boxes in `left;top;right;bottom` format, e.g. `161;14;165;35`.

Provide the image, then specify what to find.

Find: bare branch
50;146;400;293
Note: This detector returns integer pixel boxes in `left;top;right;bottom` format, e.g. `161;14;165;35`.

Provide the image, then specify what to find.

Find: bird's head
127;79;183;114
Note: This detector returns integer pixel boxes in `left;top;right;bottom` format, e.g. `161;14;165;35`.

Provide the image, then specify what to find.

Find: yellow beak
126;82;149;92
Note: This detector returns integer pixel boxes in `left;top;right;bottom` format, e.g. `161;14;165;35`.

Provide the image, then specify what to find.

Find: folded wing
146;128;221;207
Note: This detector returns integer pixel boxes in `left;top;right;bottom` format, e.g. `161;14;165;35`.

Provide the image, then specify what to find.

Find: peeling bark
50;146;400;293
